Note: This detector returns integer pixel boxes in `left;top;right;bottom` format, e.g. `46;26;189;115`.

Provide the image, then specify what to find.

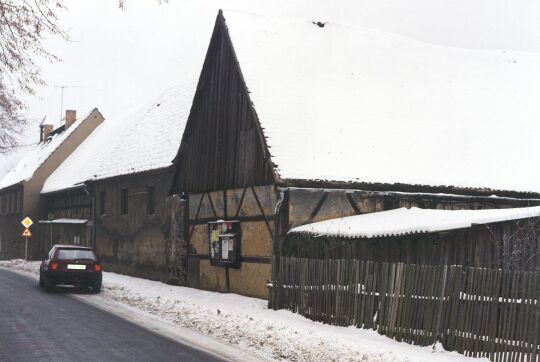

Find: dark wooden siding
283;220;540;272
172;11;275;194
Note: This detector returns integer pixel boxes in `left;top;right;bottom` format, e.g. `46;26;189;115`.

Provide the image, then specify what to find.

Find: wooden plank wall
174;12;274;194
284;219;540;272
273;257;540;361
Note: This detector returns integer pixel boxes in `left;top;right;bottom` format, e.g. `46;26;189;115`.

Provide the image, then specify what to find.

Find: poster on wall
207;221;241;268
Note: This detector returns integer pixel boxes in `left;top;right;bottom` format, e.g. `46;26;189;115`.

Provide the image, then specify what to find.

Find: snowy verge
0;259;485;362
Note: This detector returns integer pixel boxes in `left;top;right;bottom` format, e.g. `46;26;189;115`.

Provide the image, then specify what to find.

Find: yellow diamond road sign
21;217;33;229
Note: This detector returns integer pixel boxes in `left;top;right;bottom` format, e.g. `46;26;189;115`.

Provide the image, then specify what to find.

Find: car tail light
50;262;59;271
94;264;102;272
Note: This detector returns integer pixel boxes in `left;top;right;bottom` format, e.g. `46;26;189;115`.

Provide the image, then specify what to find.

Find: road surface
0;269;223;362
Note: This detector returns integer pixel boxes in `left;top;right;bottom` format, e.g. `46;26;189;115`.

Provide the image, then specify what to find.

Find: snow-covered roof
288;206;540;239
42;85;195;194
222;11;540;194
38;218;87;224
0;112;95;191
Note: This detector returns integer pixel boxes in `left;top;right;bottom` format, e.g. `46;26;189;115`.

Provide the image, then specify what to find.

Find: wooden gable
171;11;276;194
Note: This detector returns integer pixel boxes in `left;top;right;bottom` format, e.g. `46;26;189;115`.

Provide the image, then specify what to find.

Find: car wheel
92;282;102;293
38;273;44;288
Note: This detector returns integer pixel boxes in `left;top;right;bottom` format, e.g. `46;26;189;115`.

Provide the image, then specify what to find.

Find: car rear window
55;249;96;260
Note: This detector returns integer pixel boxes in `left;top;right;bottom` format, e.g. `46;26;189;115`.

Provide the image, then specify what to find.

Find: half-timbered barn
40;86;194;282
170;11;540;299
0;109;104;259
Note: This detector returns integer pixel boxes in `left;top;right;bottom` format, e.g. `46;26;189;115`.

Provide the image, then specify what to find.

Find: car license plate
67;264;86;270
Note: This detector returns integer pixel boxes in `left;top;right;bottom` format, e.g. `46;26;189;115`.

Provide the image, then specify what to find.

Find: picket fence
272;257;540;361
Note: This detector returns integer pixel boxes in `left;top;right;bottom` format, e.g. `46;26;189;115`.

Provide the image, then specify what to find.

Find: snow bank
223;11;540;194
0;259;482;361
289;206;540;238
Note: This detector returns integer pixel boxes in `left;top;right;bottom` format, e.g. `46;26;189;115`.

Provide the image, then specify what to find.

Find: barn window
120;189;128;215
100;191;106;215
147;186;155;215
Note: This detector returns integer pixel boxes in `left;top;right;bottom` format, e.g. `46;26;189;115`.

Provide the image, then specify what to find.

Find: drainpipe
82;183;96;249
271;187;289;309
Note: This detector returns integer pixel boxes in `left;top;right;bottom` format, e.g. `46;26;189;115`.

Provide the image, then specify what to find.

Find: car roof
52;244;93;250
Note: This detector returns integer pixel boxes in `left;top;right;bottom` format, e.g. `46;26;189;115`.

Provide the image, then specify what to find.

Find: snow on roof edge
280;178;540;198
0;108;100;191
222;10;540;196
288;206;540;239
42;84;195;194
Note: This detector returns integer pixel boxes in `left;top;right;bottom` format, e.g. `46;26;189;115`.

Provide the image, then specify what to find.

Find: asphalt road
0;269;223;362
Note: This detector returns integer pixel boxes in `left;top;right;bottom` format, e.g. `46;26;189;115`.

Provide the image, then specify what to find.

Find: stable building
41;86;195;282
170;11;540;299
0;109;104;259
286;206;540;271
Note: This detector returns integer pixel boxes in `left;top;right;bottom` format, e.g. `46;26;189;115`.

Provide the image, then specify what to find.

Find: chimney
65;110;76;130
41;124;54;142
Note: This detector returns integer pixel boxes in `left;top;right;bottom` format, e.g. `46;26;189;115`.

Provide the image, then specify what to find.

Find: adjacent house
0;109;104;259
169;11;540;299
40;85;195;282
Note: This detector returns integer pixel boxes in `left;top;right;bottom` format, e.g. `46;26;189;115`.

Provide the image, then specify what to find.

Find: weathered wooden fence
272;257;540;361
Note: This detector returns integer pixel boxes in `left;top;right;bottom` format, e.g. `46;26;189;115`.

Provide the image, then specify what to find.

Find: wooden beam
305;191;328;225
251;186;273;239
346;193;362;215
188;193;205;243
234;187;248;217
206;192;218;219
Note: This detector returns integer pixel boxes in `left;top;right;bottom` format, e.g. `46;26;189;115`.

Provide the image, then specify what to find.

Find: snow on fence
271;257;540;361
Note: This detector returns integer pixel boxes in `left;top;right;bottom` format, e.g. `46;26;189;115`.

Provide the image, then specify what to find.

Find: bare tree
0;0;67;153
487;217;540;271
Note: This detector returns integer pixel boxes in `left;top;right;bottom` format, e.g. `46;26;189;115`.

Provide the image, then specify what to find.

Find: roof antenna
54;85;84;123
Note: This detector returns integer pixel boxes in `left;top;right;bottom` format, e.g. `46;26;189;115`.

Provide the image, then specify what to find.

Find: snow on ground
0;259;485;362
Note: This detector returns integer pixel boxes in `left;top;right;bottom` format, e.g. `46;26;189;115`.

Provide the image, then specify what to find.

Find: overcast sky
6;0;540;152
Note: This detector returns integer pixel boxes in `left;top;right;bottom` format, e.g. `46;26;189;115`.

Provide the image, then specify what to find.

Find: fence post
433;264;448;345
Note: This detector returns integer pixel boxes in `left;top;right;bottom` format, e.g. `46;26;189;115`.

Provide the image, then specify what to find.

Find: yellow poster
211;229;219;242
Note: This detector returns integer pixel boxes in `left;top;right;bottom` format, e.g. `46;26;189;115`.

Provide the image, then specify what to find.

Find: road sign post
21;228;32;260
20;218;33;260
